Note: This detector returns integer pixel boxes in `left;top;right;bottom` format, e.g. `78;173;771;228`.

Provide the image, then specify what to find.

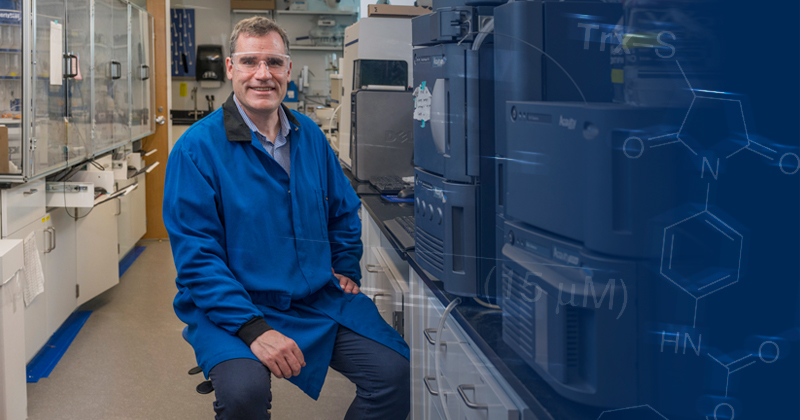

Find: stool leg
196;380;214;395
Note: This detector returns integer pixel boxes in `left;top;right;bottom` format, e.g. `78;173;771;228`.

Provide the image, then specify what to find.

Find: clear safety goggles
231;52;291;74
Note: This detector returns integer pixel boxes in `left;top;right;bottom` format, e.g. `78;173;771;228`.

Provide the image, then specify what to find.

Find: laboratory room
0;0;797;419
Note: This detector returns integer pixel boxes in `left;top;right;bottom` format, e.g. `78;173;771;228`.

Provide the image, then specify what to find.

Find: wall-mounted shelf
277;10;357;15
291;45;343;51
231;9;273;14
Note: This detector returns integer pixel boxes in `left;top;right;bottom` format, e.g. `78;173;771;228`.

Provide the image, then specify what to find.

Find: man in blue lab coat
163;17;409;420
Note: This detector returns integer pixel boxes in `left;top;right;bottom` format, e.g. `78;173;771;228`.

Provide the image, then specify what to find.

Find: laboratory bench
342;168;602;420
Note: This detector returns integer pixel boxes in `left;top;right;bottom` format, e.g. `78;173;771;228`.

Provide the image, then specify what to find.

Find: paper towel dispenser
196;45;225;82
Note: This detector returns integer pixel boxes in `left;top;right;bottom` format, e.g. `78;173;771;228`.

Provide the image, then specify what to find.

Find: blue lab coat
163;94;409;399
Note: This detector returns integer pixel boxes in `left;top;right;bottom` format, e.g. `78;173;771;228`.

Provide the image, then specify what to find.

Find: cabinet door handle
23;188;38;196
115;198;122;216
110;60;122;79
457;384;488;410
423;376;439;396
43;228;53;253
372;292;390;303
140;64;150;80
51;227;56;251
63;53;78;78
366;264;384;273
423;328;437;345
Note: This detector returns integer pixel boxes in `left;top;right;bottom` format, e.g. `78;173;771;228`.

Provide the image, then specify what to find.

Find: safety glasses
231;52;291;74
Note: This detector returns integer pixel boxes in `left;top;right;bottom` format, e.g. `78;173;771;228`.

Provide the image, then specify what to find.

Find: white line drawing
698;274;730;290
650;140;680;148
620;60;799;177
649;132;679;141
622;136;645;158
706;403;735;420
597;404;670;420
708;352;755;397
660;184;744;328
708;338;779;398
779;153;800;175
758;341;780;363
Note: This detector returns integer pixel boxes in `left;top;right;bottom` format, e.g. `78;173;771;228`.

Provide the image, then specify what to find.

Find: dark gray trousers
208;325;410;420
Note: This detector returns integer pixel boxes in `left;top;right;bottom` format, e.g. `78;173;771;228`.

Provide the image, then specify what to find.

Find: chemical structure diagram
621;60;798;326
614;59;794;419
604;336;780;420
621;61;800;177
707;339;779;398
659;184;743;328
702;338;781;420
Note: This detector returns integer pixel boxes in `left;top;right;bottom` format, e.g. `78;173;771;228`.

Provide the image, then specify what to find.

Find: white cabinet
359;211;410;340
1;180;47;238
409;264;428;420
45;210;77;336
8;210;77;362
369;247;409;339
410;270;528;420
7;156;144;361
76;201;120;306
117;175;146;260
8;215;51;362
360;208;528;419
359;211;382;290
0;239;26;420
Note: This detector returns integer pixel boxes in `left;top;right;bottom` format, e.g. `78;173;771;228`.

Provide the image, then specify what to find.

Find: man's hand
249;330;306;379
332;268;360;295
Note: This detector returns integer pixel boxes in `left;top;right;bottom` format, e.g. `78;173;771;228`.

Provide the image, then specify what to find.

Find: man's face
226;32;292;117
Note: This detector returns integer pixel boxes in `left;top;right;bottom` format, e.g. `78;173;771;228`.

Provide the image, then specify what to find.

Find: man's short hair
230;16;291;56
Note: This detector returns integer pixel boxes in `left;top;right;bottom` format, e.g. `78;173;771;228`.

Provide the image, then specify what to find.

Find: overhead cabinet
93;0;155;155
66;0;94;167
0;3;26;181
31;0;70;177
0;0;155;184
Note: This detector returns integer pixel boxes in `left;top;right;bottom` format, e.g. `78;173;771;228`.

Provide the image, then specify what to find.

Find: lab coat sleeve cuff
236;317;274;346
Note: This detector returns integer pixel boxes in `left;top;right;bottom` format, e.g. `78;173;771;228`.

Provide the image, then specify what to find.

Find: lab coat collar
223;92;300;142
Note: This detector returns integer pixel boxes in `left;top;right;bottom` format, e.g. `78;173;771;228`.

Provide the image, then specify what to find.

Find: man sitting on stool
163;16;410;420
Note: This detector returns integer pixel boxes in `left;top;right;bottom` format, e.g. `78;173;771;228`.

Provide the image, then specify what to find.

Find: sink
171;109;212;125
